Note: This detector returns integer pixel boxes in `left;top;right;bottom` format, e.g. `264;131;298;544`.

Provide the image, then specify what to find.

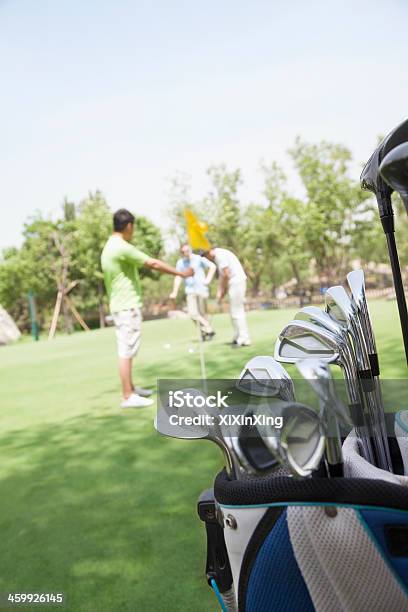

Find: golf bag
198;416;408;612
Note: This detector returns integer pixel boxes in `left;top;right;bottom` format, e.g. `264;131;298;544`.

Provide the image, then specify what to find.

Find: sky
1;0;408;251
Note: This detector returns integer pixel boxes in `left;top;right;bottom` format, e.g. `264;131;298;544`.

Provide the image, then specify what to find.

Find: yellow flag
184;209;211;250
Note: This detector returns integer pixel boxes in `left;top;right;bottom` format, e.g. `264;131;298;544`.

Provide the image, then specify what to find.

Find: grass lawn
0;300;406;611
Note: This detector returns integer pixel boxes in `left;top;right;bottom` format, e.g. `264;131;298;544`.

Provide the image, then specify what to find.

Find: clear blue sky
1;0;408;251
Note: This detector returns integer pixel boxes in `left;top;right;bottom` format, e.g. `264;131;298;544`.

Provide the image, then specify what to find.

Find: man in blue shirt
170;244;216;339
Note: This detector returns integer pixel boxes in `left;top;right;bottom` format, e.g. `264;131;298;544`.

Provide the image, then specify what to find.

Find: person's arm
204;261;216;285
145;257;193;277
169;275;182;299
217;267;230;301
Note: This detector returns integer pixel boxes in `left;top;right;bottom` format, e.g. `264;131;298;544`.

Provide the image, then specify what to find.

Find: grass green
0;300;406;611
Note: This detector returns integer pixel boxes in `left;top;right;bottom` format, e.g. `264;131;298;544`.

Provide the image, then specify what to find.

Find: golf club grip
369;353;380;377
357;369;375;392
385;231;408;365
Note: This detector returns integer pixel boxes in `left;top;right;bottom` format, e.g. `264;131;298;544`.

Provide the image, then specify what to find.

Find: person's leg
119;357;134;399
186;294;212;334
229;281;250;345
113;309;150;406
197;296;214;334
228;284;240;342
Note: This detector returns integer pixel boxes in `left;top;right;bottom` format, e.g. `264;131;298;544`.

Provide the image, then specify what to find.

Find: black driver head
360;118;408;218
380;142;408;215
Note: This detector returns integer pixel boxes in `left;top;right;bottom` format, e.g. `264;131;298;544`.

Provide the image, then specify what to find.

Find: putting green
0;301;405;611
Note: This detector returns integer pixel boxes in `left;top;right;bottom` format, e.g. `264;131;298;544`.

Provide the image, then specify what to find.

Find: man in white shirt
170;244;217;339
203;247;251;347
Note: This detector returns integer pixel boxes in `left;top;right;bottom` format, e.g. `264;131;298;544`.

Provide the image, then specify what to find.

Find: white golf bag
198;412;408;612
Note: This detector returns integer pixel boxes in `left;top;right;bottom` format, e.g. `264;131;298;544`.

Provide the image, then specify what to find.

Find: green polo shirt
101;235;149;313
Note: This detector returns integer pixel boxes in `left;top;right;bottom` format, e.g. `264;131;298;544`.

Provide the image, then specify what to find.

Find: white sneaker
121;393;154;408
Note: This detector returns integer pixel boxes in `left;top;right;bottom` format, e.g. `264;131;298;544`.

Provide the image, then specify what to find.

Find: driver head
361;118;408;199
380;142;408;214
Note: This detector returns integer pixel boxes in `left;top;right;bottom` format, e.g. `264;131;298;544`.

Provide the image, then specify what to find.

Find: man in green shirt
101;209;193;408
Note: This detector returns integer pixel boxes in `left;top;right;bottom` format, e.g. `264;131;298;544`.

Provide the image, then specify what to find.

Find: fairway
0;301;406;611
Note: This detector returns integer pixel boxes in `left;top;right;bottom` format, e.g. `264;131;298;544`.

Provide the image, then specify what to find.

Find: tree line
1;138;406;334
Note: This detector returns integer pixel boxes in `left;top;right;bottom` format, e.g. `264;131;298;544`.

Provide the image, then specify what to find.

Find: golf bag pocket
212;470;408;612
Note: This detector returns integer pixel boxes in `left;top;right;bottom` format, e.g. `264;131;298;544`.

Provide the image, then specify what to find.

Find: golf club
294;304;372;458
325;286;392;471
347;269;393;471
236;355;295;401
244;401;326;478
154;388;242;479
227;356;297;477
380;141;408;215
296;359;347;477
361;118;408;364
275;319;375;464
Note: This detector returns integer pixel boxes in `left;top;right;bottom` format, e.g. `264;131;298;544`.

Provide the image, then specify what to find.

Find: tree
205;164;243;251
289;138;372;283
73;191;112;327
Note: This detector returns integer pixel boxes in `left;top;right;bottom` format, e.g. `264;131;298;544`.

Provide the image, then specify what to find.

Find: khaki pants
186;294;213;335
228;280;250;344
112;308;142;358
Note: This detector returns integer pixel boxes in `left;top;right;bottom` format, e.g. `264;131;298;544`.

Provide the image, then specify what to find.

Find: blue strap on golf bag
206;466;408;612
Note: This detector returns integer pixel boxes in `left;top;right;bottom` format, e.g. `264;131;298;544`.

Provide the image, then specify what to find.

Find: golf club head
155;389;210;440
274;319;340;364
326;284;375;380
325;285;353;327
237;355;295;401
380;142;408;214
346;269;366;311
230;406;282;477
347;269;378;360
155;388;240;479
255;401;325;478
296;359;353;427
361;118;408;217
295;305;344;337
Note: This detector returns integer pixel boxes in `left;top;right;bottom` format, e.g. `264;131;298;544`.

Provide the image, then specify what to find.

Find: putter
380;141;408;215
325;286;392;471
296;359;347;477
361;118;408;364
275;319;375;464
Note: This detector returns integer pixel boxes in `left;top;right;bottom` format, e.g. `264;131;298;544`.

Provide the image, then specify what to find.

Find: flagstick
197;325;208;394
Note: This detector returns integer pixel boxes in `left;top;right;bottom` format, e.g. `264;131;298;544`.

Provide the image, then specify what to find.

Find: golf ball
164;343;171;349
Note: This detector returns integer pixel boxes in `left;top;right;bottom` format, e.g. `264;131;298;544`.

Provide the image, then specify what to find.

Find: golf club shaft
324;410;343;477
350;321;392;471
385;230;408;365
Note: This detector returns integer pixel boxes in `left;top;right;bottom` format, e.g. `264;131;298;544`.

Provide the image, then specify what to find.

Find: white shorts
112;308;142;359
